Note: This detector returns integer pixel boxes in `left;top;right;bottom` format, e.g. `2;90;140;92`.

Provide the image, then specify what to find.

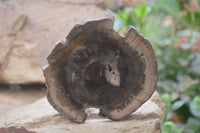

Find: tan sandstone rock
0;0;106;84
0;91;166;133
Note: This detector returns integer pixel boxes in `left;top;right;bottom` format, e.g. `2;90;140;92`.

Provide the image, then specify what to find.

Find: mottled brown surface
44;17;157;123
0;0;106;84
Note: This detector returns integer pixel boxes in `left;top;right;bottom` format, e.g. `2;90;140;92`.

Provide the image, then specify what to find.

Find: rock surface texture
0;89;165;133
0;0;106;84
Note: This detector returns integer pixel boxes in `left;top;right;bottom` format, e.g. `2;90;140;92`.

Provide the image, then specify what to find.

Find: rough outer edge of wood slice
43;17;158;123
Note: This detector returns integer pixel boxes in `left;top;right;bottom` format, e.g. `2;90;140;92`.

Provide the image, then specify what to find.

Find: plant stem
189;9;195;43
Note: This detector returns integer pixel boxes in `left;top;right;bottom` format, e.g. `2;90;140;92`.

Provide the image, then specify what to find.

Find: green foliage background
107;0;200;132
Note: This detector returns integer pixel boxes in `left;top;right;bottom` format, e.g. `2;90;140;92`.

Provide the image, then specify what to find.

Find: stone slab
0;90;165;133
0;0;106;84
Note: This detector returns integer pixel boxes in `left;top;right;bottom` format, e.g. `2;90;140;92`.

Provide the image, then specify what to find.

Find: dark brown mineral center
43;17;158;123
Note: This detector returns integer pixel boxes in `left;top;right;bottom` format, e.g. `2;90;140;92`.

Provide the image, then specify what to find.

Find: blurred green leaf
162;121;176;133
117;7;134;27
185;117;200;133
172;100;184;111
166;110;173;120
155;0;181;17
175;104;192;123
195;127;200;133
175;124;185;133
189;97;200;118
184;11;200;27
134;5;151;19
190;53;200;75
161;93;172;107
194;97;200;108
158;80;180;93
174;129;181;133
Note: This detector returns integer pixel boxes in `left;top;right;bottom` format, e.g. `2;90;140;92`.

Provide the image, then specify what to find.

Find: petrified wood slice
43;17;158;123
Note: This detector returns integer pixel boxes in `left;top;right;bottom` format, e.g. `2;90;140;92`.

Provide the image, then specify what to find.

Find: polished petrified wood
43;17;157;123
